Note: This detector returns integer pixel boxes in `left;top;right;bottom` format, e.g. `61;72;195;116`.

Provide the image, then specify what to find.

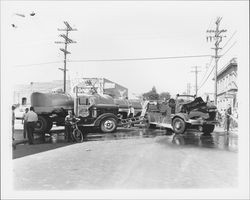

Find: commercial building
13;80;71;105
13;78;128;106
216;58;238;112
71;78;128;99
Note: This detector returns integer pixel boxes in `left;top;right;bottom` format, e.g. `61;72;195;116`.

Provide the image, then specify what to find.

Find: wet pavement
13;126;238;159
13;126;238;190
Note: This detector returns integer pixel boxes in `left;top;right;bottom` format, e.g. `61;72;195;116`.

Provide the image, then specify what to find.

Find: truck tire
172;117;186;134
35;116;52;134
100;117;117;133
203;124;215;135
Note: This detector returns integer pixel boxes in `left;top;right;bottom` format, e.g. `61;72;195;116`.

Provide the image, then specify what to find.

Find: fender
172;113;189;122
93;113;118;127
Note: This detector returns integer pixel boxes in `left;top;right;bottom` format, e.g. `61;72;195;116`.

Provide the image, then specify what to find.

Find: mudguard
172;113;189;122
93;113;118;127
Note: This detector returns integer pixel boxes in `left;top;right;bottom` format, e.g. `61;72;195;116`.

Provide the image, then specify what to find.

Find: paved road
13;128;238;190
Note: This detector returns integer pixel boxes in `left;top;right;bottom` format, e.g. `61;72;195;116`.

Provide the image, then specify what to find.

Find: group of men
12;106;76;145
11;106;38;145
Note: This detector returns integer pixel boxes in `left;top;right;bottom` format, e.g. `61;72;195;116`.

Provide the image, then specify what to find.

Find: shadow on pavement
13;136;74;159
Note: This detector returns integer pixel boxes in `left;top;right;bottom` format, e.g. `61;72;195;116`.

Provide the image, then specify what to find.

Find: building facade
216;58;238;112
71;78;128;99
13;80;71;105
13;78;128;106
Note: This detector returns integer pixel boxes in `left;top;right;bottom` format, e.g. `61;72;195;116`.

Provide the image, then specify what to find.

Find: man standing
225;104;232;134
22;108;29;139
65;110;74;142
127;105;135;118
26;107;38;145
12;105;16;141
127;105;135;128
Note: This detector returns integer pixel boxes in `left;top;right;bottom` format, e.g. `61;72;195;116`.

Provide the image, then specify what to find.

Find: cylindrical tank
31;92;74;113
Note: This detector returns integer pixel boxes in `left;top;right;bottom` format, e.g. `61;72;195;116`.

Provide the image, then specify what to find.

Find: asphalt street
13;127;238;190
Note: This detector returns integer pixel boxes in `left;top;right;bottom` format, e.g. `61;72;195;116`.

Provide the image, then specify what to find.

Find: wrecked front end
179;97;218;126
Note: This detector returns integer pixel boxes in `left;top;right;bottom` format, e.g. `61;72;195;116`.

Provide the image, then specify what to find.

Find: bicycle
69;118;85;143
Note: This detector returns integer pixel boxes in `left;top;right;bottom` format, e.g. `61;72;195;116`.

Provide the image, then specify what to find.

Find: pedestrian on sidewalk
12;105;16;141
225;104;232;134
26;107;38;145
22;108;29;139
65;110;74;142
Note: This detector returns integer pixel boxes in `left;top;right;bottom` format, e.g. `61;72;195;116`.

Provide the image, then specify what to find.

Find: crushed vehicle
31;91;143;134
145;94;218;135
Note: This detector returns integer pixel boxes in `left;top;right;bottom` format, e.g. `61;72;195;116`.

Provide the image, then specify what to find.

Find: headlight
92;107;97;118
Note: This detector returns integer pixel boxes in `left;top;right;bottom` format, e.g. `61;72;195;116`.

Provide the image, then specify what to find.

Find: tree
143;86;159;100
159;92;171;100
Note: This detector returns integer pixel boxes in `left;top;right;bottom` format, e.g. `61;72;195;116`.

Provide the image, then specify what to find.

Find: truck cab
75;93;119;133
171;94;218;134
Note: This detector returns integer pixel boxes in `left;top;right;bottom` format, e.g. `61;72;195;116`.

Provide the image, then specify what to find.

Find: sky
1;1;248;98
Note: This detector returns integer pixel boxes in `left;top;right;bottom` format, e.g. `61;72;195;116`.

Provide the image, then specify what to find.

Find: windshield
79;97;90;105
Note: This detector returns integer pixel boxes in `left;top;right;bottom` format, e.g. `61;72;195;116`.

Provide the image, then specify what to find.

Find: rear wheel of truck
35;116;52;134
100;117;117;133
203;124;215;135
172;117;186;134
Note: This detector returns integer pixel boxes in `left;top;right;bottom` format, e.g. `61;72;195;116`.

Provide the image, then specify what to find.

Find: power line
55;21;77;93
220;30;237;50
198;41;237;92
206;17;227;105
198;64;215;91
13;61;62;67
68;54;211;63
190;66;201;96
12;54;212;68
221;41;237;57
197;40;236;92
199;56;214;85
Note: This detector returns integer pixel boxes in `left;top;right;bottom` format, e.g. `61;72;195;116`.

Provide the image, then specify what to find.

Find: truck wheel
100;117;117;133
172;117;186;134
35;116;52;134
203;124;215;135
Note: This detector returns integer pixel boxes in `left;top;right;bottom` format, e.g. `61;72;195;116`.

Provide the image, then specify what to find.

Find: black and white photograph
1;0;249;199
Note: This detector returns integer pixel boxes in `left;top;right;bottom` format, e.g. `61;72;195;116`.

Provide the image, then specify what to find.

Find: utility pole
206;17;227;105
187;83;191;95
55;21;77;93
190;66;201;96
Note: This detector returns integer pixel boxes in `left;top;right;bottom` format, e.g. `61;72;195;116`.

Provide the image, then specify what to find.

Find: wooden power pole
206;17;227;105
191;66;201;96
55;21;77;93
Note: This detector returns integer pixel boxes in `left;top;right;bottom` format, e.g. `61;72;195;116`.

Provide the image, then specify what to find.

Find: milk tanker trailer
31;92;74;133
31;92;143;134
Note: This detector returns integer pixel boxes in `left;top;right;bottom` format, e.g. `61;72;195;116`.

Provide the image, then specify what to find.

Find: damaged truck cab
171;94;218;134
145;94;218;135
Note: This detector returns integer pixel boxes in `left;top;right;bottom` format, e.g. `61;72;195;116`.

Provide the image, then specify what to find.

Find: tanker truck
31;92;74;133
31;92;142;134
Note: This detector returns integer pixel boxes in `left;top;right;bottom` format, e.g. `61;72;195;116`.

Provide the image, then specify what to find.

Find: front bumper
187;119;219;126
